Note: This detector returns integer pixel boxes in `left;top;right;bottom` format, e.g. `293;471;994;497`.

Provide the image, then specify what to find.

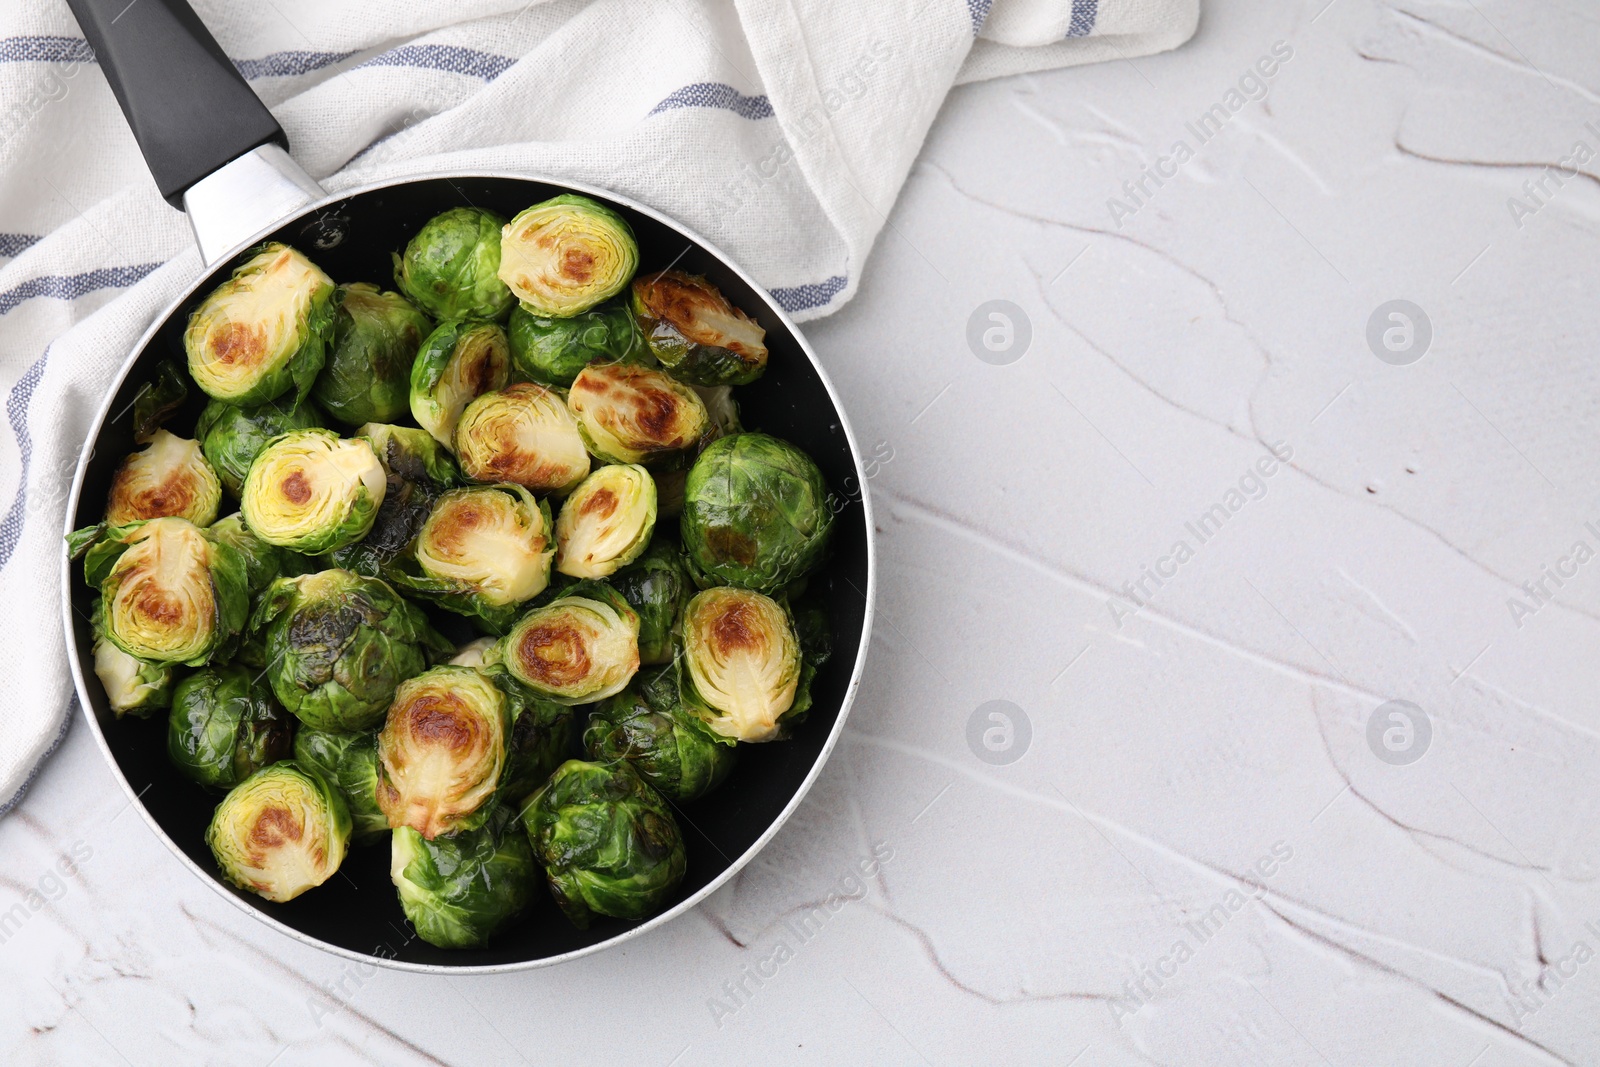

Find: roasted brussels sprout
315;283;432;426
492;582;639;704
130;359;189;443
104;430;222;527
448;637;498;668
394;206;514;323
553;464;656;579
167;666;294;791
389;484;553;630
498;195;638;318
566;363;710;466
90;599;175;718
632;271;767;386
680;433;833;592
207;512;297;596
585;671;735;801
293;728;387;841
253;569;450;732
679;587;809;743
195;392;324;497
453;382;589;492
240;429;386;554
608;534;690;664
323;422;460;577
206;761;351;903
519;760;686;928
507;300;642;386
185;243;335;405
392;806;535;948
377;665;511;838
409;319;512;449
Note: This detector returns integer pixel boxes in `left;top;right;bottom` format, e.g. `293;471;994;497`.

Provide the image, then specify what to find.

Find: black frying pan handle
63;0;286;209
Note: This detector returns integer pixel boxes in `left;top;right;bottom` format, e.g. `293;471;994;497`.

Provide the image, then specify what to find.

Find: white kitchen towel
0;0;1197;813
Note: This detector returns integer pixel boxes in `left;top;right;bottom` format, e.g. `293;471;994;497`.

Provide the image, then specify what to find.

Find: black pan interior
67;177;869;967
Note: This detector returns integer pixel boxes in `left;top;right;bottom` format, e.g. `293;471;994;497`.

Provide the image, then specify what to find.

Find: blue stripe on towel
1067;0;1099;38
354;44;516;82
0;234;41;258
0;36;94;64
770;274;847;313
0;263;163;317
968;0;994;35
233;50;354;79
649;82;774;121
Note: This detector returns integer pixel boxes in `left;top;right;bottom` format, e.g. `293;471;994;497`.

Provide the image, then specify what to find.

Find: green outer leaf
394;207;513;323
315;283;433;426
392;806;535;949
131;359;189;443
489;667;575;799
195;393;324;497
584;670;736;801
607;531;689;664
167;665;294;791
507;300;644;387
294;728;388;841
207;513;297;597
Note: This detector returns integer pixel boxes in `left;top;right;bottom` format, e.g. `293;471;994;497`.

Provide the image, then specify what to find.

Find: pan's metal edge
61;169;878;975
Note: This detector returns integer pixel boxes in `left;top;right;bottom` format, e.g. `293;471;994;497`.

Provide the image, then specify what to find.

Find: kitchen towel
0;0;1198;813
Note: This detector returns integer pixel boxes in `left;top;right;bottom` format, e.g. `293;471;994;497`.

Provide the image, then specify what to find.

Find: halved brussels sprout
293;728;388;841
409;320;512;449
566;363;710;466
585;670;735;801
185;243;335;405
376;665;510;839
104;430;222;528
508;300;643;386
498;195;638;318
392;806;535;948
315;283;432;426
453;382;589;492
609;533;690;664
240;429;386;553
167;666;294;791
394;206;514;323
631;271;767;386
253;569;451;732
449;637;498;668
680;433;834;592
519;760;686;928
389;484;553;631
90;599;175;718
130;359;189;444
325;423;461;578
553;464;656;579
206;761;351;903
679;587;809;743
492;582;639;704
195;392;324;497
207;512;297;597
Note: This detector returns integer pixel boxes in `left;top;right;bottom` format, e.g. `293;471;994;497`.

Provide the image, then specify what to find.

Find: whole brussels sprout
566;363;710;466
167;666;294;791
392;806;535;949
608;533;690;664
585;670;735;801
679;587;810;743
680;433;833;592
195;392;324;497
315;283;432;426
409;320;511;449
89;598;175;718
553;463;656;579
631;271;767;386
325;423;461;578
520;760;686;928
252;569;451;732
508;300;643;386
206;761;351;903
394;206;514;323
240;429;386;554
377;665;511;839
498;195;638;318
130;359;189;443
105;429;221;528
491;582;639;705
453;382;590;492
207;512;298;597
293;728;388;841
388;484;554;631
185;243;335;405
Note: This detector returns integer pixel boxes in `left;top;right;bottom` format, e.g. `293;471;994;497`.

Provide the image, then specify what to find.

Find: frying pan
57;0;874;973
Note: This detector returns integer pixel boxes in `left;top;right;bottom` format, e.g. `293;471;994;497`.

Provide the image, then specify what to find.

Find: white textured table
8;1;1600;1063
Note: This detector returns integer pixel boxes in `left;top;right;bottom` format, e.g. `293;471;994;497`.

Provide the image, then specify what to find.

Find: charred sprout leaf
293;728;387;841
89;598;175;718
680;433;833;593
167;666;294;791
195;392;324;498
493;581;639;704
325;423;460;578
315;283;432;426
507;300;643;386
185;243;335;405
377;665;510;839
519;760;685;928
454;382;589;492
498;195;638;318
253;569;450;732
130;359;189;443
631;271;767;386
608;533;690;665
240;429;386;554
394;207;514;323
206;761;351;903
105;430;222;528
207;512;298;597
409;320;511;449
392;805;535;948
585;671;735;801
553;464;656;579
566;363;709;466
790;595;834;668
497;674;575;799
679;587;808;743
